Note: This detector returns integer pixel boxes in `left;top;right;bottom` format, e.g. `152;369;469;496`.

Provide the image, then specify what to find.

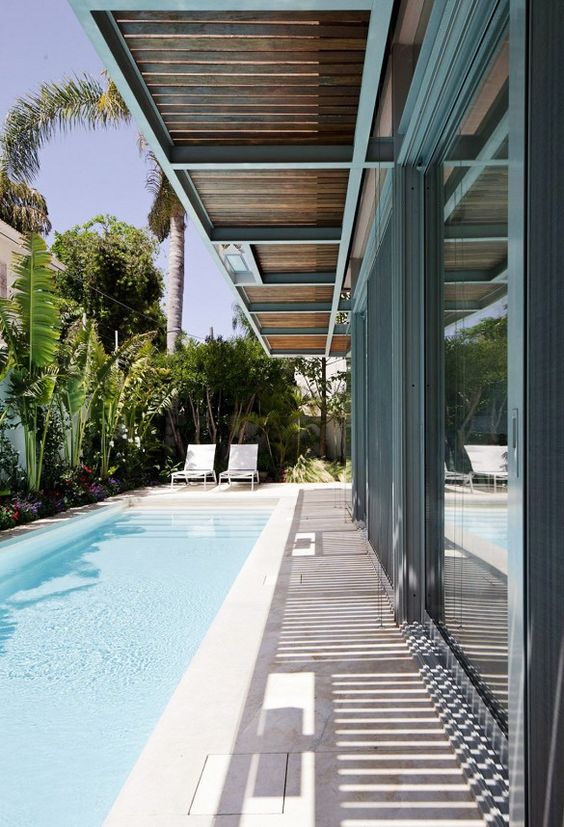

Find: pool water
445;506;507;549
0;507;271;827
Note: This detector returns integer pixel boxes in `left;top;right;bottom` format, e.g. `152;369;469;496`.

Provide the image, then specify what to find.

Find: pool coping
102;487;301;826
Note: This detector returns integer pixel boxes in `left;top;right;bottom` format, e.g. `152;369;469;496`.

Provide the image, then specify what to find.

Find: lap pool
0;505;271;827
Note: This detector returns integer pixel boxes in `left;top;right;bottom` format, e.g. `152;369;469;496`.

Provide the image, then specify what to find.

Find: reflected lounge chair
444;463;474;492
219;444;260;491
464;445;508;492
170;444;217;489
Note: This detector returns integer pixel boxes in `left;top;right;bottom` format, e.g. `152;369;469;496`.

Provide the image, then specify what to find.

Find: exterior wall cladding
365;226;394;585
350;3;564;825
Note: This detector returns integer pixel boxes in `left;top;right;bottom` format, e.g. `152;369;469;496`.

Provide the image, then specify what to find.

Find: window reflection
439;36;509;721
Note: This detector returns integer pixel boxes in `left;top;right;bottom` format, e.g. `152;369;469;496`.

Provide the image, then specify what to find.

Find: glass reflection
440;36;509;721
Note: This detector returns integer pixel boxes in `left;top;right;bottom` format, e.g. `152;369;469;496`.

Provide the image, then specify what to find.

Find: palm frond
143;148;185;241
0;171;51;234
11;233;61;369
1;73;130;183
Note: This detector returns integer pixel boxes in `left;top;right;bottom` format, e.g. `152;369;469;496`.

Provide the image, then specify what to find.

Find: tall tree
145;154;186;352
0;72;186;351
51;215;165;350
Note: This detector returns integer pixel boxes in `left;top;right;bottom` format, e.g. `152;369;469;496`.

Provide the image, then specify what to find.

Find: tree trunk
166;212;185;353
319;356;327;458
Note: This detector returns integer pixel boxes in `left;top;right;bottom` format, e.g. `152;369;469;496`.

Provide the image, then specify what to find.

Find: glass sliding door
428;33;511;726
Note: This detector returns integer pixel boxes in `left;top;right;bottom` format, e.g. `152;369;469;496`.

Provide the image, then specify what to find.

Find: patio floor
105;486;486;826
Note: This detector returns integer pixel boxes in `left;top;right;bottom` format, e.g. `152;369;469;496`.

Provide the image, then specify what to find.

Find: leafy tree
51;215;165;350
0;72;187;351
165;335;297;476
444;314;507;468
295;357;349;459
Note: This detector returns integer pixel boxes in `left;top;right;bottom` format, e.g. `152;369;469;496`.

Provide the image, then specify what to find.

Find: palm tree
144;150;186;353
0;171;51;234
0;73;186;351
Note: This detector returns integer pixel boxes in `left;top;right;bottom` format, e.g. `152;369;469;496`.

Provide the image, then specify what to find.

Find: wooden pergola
69;0;395;356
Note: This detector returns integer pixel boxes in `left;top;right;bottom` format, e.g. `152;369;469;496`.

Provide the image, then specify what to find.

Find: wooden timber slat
153;94;359;105
130;50;366;64
448;167;508;226
114;10;367;146
256;312;330;328
123;36;367;52
119;23;369;39
443;241;507;271
139;63;363;77
114;11;370;23
191;170;347;227
330;335;350;353
162;113;356;123
444;282;507;303
254;244;339;274
266;335;328;350
244;285;334;303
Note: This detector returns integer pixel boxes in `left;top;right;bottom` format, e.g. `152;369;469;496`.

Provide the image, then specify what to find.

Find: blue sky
0;0;236;340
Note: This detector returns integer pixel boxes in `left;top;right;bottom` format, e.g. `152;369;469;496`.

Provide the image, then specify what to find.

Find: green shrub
284;454;339;483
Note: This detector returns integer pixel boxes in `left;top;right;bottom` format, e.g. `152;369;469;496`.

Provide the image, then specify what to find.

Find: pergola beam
444;223;508;242
212;227;341;244
326;0;394;355
169;138;394;170
443;96;509;221
262;272;336;286
79;0;373;9
445;261;508;284
271;349;327;356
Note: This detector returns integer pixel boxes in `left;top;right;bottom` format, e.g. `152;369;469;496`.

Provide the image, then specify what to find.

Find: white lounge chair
219;444;260;490
170;444;217;489
444;462;474;492
464;444;508;492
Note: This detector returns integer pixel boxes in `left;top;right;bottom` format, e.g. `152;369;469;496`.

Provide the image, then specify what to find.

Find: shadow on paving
193;488;485;826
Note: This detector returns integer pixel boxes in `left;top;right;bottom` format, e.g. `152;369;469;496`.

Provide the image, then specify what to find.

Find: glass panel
439;36;509;722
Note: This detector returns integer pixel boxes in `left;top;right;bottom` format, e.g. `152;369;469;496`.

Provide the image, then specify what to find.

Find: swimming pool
0;506;271;827
445;506;507;549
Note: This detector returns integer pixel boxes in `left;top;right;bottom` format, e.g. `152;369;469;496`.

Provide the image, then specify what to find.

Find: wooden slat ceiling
108;9;365;357
253;244;340;274
244;285;334;304
444;241;507;271
446;167;508;226
330;335;350;354
266;335;327;350
190;170;349;226
114;10;369;145
256;312;330;328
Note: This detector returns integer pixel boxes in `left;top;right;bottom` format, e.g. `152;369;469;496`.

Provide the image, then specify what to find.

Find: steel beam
443;110;509;221
271;349;327;356
326;0;394;355
445;261;508;284
444;223;508;242
262;272;336;286
79;0;373;10
170;137;394;170
212;227;341;244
